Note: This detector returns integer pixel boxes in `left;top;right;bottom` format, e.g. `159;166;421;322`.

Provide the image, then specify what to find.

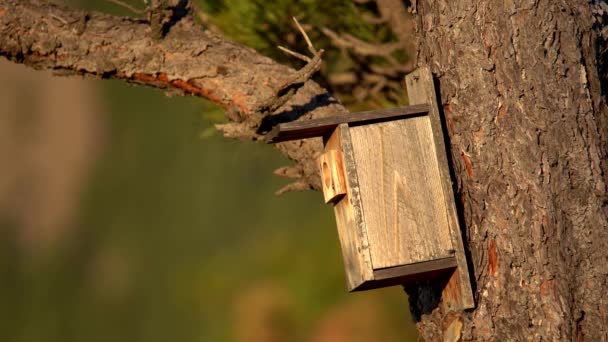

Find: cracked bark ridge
407;0;608;340
0;0;348;191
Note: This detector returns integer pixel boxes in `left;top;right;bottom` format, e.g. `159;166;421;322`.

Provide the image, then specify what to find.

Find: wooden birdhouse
267;67;474;310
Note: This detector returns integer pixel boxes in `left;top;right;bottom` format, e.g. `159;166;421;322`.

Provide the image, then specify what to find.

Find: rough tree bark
405;0;608;340
1;0;607;340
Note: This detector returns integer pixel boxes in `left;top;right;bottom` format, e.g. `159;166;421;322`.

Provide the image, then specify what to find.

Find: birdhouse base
353;256;457;291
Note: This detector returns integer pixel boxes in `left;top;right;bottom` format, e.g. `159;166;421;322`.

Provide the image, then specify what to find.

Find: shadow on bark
161;0;191;36
257;92;339;134
591;8;608;98
403;275;449;321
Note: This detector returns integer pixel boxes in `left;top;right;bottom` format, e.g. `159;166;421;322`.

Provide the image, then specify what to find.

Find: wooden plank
405;67;475;310
318;150;347;204
324;124;374;290
352;257;457;291
349;118;455;269
373;256;457;280
266;104;430;143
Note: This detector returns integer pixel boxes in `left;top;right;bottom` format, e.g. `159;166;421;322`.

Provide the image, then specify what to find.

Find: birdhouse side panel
325;124;374;290
349;117;455;269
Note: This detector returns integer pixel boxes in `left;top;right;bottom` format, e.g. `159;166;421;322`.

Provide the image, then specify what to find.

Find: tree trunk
1;0;607;340
405;1;608;340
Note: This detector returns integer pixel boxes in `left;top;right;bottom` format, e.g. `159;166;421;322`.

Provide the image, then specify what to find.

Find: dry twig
103;0;146;14
216;17;324;141
318;0;415;105
249;18;324;127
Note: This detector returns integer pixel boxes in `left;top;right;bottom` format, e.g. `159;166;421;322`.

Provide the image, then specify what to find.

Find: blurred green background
0;0;417;341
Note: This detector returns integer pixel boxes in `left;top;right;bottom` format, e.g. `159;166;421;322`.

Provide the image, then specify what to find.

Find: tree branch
0;0;347;191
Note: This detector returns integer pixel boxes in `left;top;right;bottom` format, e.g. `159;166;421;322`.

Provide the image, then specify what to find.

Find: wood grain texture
265;104;429;143
318;150;347;204
349;118;455;269
405;67;475;310
324;124;374;290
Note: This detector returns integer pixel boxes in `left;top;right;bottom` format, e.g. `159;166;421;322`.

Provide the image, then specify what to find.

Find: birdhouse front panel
322;121;458;292
348;116;455;269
